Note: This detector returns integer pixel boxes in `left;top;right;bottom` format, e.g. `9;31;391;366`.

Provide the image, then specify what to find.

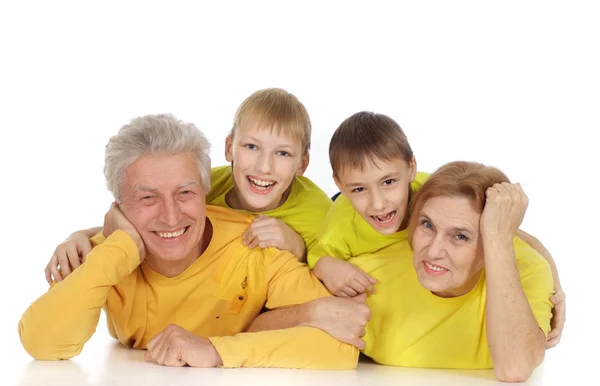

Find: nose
427;234;447;261
159;197;181;228
256;152;274;175
370;189;386;212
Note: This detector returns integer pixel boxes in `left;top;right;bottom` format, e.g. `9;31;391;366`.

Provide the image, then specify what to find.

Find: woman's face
411;195;485;298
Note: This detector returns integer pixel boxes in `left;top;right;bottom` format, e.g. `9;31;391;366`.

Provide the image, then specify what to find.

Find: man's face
118;153;207;263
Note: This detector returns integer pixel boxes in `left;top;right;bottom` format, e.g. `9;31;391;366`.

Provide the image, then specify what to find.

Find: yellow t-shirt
19;206;358;369
351;238;554;369
307;171;430;268
207;165;332;251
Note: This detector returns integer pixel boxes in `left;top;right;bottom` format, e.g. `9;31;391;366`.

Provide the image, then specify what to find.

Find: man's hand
302;293;372;350
144;324;223;367
480;182;529;242
104;202;146;262
242;214;306;261
313;257;377;297
547;288;566;348
45;231;93;285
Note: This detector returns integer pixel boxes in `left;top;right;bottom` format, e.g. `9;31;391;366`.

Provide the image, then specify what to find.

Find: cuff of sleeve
208;336;240;368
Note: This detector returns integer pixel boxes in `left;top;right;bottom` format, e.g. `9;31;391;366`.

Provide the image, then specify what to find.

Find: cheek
451;247;480;274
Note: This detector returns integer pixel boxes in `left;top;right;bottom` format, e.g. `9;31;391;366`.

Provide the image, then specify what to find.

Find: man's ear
225;134;234;163
408;156;417;182
296;152;310;176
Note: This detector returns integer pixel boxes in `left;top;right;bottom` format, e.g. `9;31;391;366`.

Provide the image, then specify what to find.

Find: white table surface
7;323;584;386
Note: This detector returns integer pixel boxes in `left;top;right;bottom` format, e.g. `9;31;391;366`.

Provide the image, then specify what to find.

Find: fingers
65;243;82;271
347;279;367;295
355;273;377;294
351;292;367;303
340;287;358;297
57;253;72;277
350;338;366;350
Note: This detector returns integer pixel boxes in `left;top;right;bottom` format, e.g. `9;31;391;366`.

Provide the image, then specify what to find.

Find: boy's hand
313;257;377;297
547;288;566;349
44;231;93;285
242;214;306;261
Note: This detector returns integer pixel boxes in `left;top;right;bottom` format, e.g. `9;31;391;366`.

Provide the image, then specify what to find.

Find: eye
383;179;395;186
352;187;365;193
181;190;192;195
277;151;290;157
455;234;469;242
420;220;432;229
245;144;257;150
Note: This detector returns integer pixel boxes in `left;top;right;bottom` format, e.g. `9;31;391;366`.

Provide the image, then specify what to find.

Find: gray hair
104;114;211;201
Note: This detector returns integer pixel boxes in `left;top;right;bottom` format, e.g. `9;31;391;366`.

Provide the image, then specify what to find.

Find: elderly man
18;114;361;369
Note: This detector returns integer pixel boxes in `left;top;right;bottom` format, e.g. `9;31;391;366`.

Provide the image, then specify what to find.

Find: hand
144;324;223;367
104;202;146;262
44;231;93;285
313;257;377;297
546;288;566;349
303;293;372;350
243;214;306;261
480;182;529;241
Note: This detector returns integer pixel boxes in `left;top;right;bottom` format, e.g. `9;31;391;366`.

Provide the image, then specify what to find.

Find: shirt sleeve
208;249;358;369
18;230;140;360
209;327;359;369
514;238;555;337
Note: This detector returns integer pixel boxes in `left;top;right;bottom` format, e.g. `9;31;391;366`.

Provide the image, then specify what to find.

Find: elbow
494;350;544;383
19;319;80;361
327;343;360;370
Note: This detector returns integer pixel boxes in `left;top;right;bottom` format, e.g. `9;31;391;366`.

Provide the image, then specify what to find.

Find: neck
433;269;483;298
145;218;213;278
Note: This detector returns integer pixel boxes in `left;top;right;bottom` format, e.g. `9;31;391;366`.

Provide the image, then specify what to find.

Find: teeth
373;211;395;223
248;176;275;188
425;261;447;272
157;227;186;238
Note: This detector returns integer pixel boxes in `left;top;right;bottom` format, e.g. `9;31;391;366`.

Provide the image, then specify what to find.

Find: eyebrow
419;214;474;234
344;172;401;188
244;136;295;150
134;180;199;193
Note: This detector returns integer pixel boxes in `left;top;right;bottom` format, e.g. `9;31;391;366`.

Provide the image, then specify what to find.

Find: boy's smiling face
225;119;309;212
335;156;416;235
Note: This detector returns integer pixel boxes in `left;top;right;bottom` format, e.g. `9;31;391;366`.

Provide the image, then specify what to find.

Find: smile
247;176;276;192
371;210;396;225
423;261;449;275
154;226;189;238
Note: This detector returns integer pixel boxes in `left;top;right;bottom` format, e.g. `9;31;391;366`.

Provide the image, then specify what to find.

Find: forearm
19;231;139;360
517;229;561;291
484;238;546;381
246;302;311;332
81;226;103;239
209;327;359;369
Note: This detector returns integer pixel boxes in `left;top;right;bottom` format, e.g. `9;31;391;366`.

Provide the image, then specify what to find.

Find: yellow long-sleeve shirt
19;206;358;369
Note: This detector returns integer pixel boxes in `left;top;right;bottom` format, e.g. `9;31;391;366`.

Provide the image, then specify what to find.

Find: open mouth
370;210;396;226
247;176;276;193
423;261;449;275
154;226;190;239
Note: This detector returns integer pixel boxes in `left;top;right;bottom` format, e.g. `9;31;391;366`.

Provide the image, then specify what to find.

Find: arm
19;230;141;360
516;229;561;292
246;294;371;349
44;226;104;284
242;215;306;261
482;183;548;382
210;250;360;369
516;229;565;348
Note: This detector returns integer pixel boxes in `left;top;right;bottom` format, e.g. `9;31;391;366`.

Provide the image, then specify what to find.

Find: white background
1;1;598;385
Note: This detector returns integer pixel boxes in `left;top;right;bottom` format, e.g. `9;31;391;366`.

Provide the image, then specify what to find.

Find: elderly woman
352;161;553;382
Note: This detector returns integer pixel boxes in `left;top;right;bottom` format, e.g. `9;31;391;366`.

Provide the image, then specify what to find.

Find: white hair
104;114;211;201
